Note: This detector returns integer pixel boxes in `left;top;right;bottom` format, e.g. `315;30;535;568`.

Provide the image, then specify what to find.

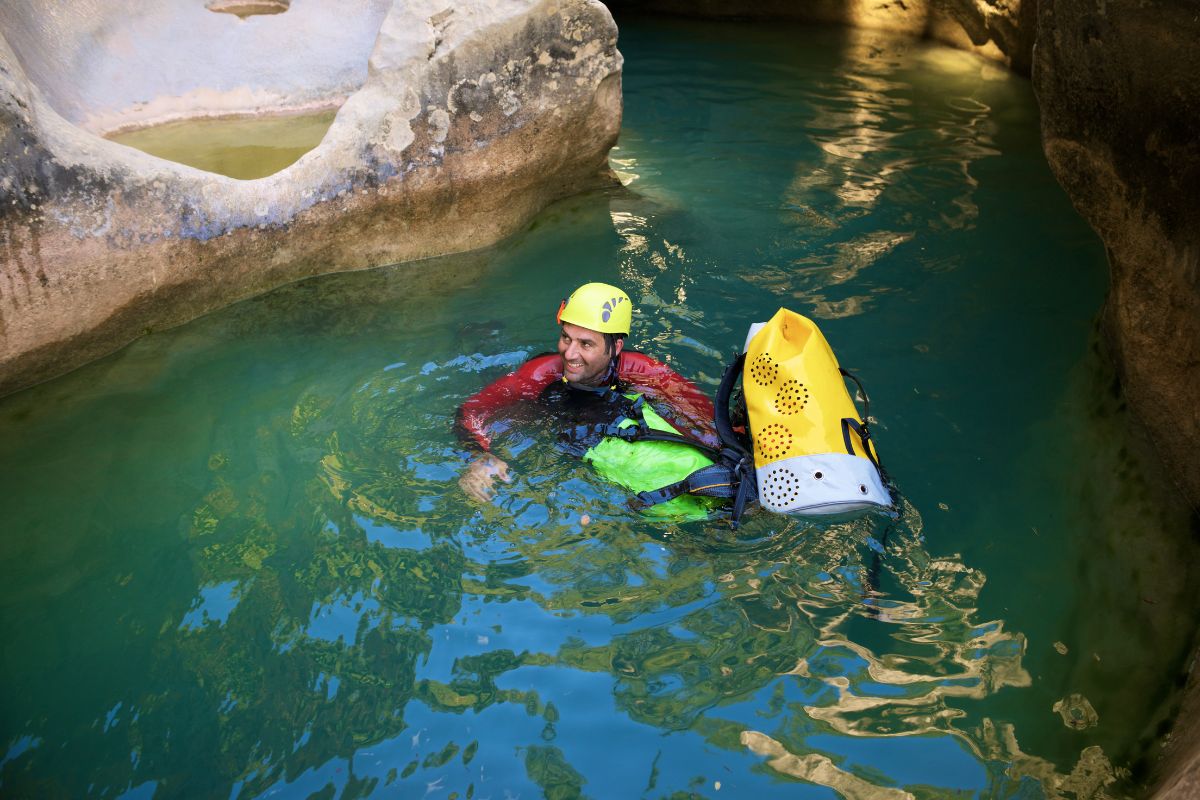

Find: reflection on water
2;15;1197;800
107;108;338;180
771;33;1002;319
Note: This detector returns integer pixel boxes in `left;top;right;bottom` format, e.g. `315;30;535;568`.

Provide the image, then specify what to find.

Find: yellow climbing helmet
556;282;632;335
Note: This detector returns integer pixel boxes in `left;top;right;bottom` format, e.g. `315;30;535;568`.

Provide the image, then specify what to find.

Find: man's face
558;322;622;385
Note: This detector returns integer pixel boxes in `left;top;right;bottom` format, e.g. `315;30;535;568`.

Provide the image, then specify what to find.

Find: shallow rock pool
106;109;338;180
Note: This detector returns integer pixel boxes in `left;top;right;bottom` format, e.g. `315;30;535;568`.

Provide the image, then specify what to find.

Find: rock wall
1032;0;1200;517
1034;4;1200;793
0;0;622;395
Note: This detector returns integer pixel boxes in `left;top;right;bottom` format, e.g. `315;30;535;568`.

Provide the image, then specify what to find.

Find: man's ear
613;337;624;357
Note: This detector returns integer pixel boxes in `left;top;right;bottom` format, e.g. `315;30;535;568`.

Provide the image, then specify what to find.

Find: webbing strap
838;367;883;472
635;479;691;508
568;417;644;443
715;353;751;459
631;429;722;458
635;463;738;508
730;461;755;527
565;393;648;444
715;352;756;528
840;417;880;470
839;368;870;424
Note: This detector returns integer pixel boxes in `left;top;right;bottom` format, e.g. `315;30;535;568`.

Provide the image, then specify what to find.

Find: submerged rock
0;0;622;395
1054;693;1099;731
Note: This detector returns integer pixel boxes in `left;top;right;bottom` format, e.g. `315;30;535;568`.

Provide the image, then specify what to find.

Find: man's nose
564;341;580;360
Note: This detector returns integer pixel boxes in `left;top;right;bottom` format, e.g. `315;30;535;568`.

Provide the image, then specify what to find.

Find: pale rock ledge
0;0;622;394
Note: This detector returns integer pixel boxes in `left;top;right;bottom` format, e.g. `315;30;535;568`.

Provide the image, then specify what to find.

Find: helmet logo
601;296;625;323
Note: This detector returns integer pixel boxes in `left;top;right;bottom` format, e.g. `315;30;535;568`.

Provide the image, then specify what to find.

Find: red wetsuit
456;351;718;453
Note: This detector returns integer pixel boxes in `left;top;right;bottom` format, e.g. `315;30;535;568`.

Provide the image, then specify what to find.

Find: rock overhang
0;0;623;395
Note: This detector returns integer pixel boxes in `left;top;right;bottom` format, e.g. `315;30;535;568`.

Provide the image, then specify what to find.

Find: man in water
457;282;718;502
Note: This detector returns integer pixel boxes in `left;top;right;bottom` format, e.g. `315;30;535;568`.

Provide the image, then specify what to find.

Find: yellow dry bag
743;309;891;515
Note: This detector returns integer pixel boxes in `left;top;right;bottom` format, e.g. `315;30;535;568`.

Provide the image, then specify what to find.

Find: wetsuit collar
560;350;620;392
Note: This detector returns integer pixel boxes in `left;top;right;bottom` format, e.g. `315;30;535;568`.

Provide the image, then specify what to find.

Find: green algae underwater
107;109;338;181
3;16;1199;800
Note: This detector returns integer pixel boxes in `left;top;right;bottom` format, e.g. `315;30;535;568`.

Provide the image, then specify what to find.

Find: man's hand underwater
459;454;512;503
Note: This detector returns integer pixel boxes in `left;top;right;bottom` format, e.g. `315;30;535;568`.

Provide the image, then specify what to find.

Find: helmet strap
561;354;620;392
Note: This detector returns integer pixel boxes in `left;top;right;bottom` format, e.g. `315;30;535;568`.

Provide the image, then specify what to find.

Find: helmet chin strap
562;351;621;392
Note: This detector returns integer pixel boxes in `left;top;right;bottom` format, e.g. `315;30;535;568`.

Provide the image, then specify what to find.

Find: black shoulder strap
633;351;758;527
715;353;750;459
634;463;737;507
633;448;757;527
839;368;883;471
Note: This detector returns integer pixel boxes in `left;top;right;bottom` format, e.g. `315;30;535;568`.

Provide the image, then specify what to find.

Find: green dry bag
583;399;718;519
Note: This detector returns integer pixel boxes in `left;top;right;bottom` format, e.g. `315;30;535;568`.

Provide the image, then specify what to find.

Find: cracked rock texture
0;0;621;394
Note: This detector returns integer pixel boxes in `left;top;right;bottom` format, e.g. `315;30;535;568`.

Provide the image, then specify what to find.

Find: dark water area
3;15;1198;800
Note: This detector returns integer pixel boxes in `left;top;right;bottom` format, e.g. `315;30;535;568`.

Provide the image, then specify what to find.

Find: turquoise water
3;16;1198;799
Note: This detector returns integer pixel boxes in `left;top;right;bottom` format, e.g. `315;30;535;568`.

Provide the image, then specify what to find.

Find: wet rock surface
1033;0;1200;516
0;0;621;395
1054;693;1099;730
1030;7;1200;779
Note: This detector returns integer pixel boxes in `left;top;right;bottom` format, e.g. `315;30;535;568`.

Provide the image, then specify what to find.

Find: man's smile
557;321;620;385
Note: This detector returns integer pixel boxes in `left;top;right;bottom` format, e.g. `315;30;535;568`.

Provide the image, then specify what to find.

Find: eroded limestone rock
0;0;622;394
1033;0;1200;512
